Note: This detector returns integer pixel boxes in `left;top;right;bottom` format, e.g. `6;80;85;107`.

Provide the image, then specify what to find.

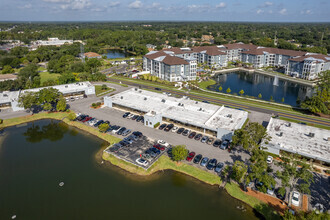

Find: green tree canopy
171;145;188;162
98;123;109;133
56;98;67;112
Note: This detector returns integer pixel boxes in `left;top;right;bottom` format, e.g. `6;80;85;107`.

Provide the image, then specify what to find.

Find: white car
127;114;134;119
157;140;169;147
291;191;300;207
267;156;273;164
136;158;148;166
171;126;178;133
112;127;121;134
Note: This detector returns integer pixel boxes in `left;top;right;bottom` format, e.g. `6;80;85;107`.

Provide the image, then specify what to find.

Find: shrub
98;123;109;133
96;102;101;106
0;119;3;124
67;113;76;121
154;122;160;128
171;145;188;162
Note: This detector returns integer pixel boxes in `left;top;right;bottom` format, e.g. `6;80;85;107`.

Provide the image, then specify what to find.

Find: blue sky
1;0;329;22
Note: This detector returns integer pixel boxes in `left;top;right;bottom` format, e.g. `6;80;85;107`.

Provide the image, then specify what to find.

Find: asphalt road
108;78;330;128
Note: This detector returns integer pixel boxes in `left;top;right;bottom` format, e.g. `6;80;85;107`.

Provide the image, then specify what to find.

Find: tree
58;72;76;84
56;98;67;111
231;161;248;184
2;65;14;74
101;84;108;90
67;113;76;121
171;145;188;162
226;87;231;94
239;89;244;96
18;92;38;112
218;86;223;92
98;123;109;133
43;102;53;111
18;64;40;88
232;122;271;151
258;93;262;99
38;88;61;104
276;153;314;195
270;96;274;101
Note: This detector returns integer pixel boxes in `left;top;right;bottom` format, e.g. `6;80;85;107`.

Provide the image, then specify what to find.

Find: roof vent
308;132;315;138
144;97;147;100
65;85;68;88
139;90;142;93
275;126;280;131
135;88;138;91
278;132;283;137
3;94;8;97
161;99;166;103
120;96;123;99
195;101;198;104
286;122;291;127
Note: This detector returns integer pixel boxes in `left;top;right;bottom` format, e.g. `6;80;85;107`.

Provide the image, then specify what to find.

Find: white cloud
108;1;120;8
263;1;273;7
256;9;264;14
59;0;91;10
279;8;287;15
43;0;71;2
216;2;226;8
128;0;142;9
19;4;32;9
187;4;210;12
301;9;312;15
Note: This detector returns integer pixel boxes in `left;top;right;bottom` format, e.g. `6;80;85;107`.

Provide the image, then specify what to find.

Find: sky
0;0;329;22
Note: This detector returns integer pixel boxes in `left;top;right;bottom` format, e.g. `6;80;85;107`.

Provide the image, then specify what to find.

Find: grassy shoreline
1;112;277;219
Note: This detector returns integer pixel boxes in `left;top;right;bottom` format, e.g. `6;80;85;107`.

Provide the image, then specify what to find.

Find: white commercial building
32;38;74;47
262;118;330;163
0;82;95;112
106;88;248;140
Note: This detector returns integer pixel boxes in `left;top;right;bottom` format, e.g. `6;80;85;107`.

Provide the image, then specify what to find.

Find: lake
208;71;314;106
0;120;260;220
103;49;129;59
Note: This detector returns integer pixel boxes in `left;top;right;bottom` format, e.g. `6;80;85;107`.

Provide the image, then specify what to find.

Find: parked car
151;147;161;156
122;112;130;118
213;139;221;147
145;149;157;158
200;157;209;167
136;158;148;166
159;123;167;130
267;185;275;195
132;131;143;138
171;126;178;133
116;127;126;135
154;144;165;151
291;191;300;207
267;156;273;164
193;154;203;164
136;116;143;122
188;132;197;139
201;136;208;143
214;162;224;173
207;137;214;145
182;129;190;136
94;120;104;127
220;140;229;150
111;126;121;134
206;159;217;170
274;187;286;201
82;116;92;123
157;140;169;147
186;152;196;162
155;87;161;91
123;137;134;144
122;129;131;136
132;115;139;120
127;114;134;119
177;128;185;134
164;124;174;132
194;134;202;141
104;120;110;125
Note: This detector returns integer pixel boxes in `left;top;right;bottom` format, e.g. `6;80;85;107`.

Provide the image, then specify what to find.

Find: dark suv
193;154;203;164
159;123;167;130
213;139;222;147
164;124;174;132
188;132;196;139
116;127;126;135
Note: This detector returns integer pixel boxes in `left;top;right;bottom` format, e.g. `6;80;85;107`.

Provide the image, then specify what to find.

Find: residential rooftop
110;88;248;132
263;118;330;163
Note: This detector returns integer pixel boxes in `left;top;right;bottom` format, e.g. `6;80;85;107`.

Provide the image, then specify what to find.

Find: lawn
225;183;281;220
39;72;61;84
197;79;216;90
95;85;115;96
102;153;222;185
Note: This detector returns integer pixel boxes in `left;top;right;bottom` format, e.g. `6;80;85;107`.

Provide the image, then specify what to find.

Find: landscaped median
102;153;222;185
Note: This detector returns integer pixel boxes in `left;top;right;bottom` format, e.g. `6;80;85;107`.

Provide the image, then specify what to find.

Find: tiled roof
162;55;189;65
193;46;226;56
241;47;307;57
84;52;101;58
223;43;258;50
289;54;330;62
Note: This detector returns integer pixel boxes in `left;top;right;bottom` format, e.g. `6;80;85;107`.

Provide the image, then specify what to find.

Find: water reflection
210;71;314;106
23;120;70;143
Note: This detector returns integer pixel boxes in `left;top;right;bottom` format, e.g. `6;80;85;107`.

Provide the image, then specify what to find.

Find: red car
153;144;165;151
82;117;92;122
186;152;196;161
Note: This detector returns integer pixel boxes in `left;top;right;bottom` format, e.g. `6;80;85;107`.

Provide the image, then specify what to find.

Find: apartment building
218;43;258;61
240;47;307;68
143;46;229;81
286;54;330;80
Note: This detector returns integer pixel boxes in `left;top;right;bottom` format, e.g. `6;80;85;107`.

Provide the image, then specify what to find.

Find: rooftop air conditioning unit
308;132;315;138
139;90;142;93
278;132;283;137
195;101;198;104
162;99;166;103
121;96;123;99
275;126;280;131
286;123;291;127
135;88;138;91
144;97;147;100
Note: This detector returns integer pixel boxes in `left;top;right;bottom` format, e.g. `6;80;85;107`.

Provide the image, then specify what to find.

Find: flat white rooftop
264;118;330;163
0;91;20;103
22;82;94;95
110;88;248;132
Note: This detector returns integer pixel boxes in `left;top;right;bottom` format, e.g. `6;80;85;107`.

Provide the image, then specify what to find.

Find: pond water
103;49;129;59
0;120;260;220
208;71;314;106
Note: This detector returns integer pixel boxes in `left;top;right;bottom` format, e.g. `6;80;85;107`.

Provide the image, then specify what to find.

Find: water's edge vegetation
0;112;279;219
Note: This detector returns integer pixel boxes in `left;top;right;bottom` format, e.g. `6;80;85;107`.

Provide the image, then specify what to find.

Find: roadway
107;78;330;128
